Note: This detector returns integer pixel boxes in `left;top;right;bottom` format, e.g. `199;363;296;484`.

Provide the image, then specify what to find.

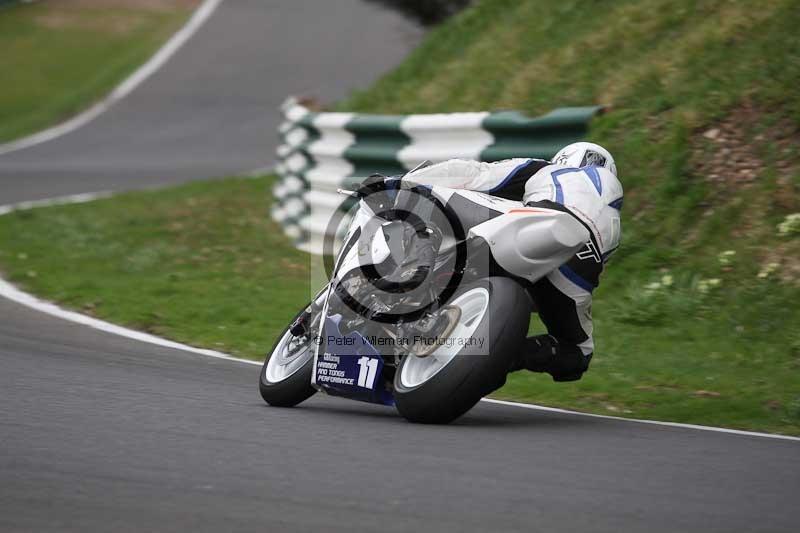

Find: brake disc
410;305;462;358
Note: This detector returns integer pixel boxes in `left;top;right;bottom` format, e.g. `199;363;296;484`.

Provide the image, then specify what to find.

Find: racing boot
509;334;592;382
509;334;558;372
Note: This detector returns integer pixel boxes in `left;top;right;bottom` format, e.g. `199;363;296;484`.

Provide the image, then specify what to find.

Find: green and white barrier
272;97;603;254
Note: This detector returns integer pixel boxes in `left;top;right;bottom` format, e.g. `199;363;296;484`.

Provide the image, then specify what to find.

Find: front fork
288;291;326;337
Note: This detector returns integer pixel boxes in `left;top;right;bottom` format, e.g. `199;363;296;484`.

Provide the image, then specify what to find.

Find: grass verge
0;177;311;358
0;177;798;435
0;0;196;143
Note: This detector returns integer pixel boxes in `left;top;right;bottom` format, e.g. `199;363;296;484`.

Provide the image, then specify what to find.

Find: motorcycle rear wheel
394;277;530;424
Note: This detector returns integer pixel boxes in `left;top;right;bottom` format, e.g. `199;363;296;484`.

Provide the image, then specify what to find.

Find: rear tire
259;300;321;408
393;277;530;424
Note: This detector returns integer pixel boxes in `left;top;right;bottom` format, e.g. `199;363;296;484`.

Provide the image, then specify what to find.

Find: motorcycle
259;163;590;423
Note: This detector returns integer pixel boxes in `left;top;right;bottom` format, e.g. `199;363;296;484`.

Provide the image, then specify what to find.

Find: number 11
357;357;379;388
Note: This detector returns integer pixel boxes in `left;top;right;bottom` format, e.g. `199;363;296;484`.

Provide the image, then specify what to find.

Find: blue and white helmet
552;142;617;177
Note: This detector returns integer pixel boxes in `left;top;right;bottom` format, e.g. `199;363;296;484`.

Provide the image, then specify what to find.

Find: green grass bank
0;0;195;143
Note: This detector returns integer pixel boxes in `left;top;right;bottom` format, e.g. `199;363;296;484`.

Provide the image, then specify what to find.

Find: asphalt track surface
1;2;798;532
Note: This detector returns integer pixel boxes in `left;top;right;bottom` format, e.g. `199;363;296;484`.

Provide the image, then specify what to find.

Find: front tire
259;299;322;407
394;277;530;424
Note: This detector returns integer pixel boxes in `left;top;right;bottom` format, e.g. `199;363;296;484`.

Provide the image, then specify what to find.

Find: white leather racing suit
403;158;623;360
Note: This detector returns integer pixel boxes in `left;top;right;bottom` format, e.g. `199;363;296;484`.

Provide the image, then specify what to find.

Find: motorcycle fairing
313;314;395;406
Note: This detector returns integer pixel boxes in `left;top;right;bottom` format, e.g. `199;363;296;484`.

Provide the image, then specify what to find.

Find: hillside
341;0;800;430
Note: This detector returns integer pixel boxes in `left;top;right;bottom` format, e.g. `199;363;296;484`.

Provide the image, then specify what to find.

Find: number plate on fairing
313;315;394;405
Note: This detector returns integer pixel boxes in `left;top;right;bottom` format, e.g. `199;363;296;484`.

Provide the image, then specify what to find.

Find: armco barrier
272;97;603;254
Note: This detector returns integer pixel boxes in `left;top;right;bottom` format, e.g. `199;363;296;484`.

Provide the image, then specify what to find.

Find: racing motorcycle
259;163;590;423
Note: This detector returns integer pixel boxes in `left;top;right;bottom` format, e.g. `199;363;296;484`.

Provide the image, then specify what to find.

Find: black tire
259;303;318;408
393;277;530;424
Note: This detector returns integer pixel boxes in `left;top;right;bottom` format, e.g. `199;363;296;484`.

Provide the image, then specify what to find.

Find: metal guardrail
272;97;603;253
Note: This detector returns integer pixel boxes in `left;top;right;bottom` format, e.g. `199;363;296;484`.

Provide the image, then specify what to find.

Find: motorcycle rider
399;142;623;382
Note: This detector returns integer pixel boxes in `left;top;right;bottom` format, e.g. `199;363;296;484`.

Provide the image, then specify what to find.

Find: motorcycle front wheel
394;277;530;424
259;294;324;407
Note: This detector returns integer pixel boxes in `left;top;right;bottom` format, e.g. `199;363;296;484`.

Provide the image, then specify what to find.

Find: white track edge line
0;275;259;367
480;399;800;442
1;195;798;442
0;191;114;216
0;191;259;367
0;0;224;156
